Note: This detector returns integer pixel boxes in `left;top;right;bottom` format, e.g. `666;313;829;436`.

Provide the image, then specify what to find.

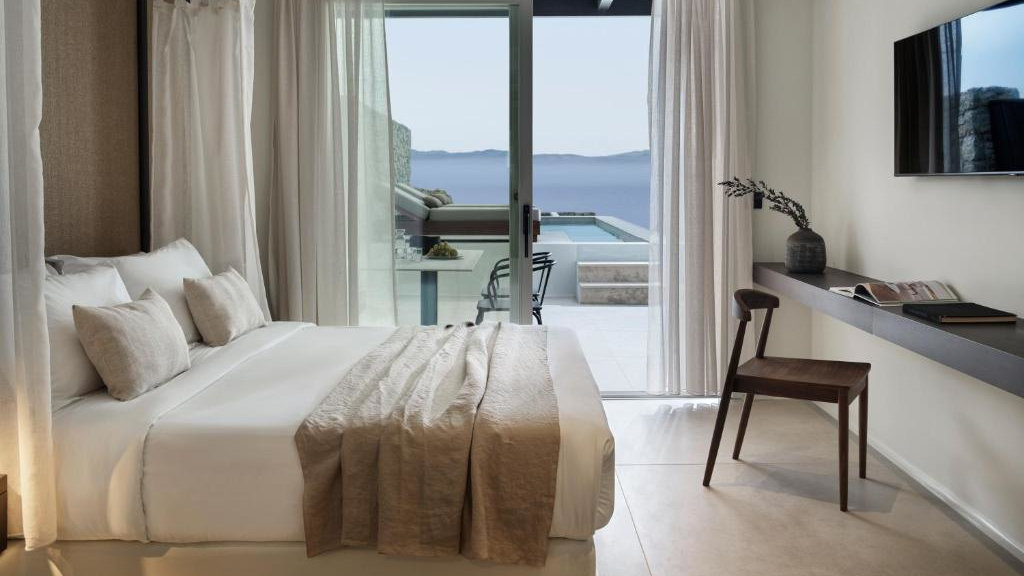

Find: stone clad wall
392;121;412;184
958;86;1020;172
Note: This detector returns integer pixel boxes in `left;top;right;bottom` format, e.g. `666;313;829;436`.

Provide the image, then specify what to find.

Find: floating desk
397;250;484;325
753;263;1024;399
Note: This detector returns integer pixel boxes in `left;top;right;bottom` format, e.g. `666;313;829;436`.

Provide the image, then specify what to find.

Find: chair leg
732;392;755;460
475;309;485;325
534;309;543;325
703;386;733;486
838;390;849;511
859;379;868;479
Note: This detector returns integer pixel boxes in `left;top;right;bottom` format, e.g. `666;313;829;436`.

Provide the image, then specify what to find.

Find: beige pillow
422;194;444;208
73;289;190;401
429;190;453;205
183;267;267;346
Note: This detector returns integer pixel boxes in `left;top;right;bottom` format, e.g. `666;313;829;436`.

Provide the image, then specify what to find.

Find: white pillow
44;266;132;409
55;239;212;343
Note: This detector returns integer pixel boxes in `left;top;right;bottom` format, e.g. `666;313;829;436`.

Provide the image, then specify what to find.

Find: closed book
903;303;1018;324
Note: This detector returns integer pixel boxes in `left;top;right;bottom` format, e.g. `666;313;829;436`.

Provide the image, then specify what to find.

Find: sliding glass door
386;2;533;326
531;15;652;395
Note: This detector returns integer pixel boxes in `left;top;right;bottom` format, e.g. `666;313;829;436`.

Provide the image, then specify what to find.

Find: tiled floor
596;398;1024;576
396;294;650;394
544;299;648;394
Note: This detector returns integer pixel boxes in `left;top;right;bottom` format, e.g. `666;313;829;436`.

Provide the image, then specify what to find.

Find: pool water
541;223;623;242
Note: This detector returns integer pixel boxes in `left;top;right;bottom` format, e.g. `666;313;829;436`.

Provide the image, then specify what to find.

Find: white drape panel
268;0;396;326
0;0;57;548
647;0;755;396
151;0;269;317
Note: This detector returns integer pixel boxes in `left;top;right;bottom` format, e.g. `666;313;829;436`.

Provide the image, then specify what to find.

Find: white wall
753;0;1024;560
752;0;813;265
751;0;815;359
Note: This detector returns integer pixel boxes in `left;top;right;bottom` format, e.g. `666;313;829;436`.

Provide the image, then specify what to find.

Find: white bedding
52;323;614;544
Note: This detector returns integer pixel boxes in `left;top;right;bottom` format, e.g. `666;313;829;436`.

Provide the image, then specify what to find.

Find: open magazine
828;281;958;306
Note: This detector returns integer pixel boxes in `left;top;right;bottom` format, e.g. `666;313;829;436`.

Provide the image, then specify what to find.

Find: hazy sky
385;16;651;156
960;5;1024;92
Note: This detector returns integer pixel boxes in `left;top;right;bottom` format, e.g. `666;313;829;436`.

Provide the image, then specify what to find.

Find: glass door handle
522;204;532;253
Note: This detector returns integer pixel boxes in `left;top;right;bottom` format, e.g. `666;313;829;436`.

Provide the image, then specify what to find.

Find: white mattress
52;323;615;543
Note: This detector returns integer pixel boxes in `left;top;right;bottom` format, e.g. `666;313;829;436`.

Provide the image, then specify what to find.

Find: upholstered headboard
40;0;144;257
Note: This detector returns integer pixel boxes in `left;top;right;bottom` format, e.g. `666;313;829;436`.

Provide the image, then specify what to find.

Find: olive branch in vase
718;178;810;230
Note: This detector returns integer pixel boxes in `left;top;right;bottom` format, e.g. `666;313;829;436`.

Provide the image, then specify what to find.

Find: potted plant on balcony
718;178;824;274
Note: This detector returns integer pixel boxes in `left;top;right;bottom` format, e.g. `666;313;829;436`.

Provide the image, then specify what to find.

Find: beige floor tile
595;476;651;576
605;397;1023;576
617;462;1021;576
605;398;867;466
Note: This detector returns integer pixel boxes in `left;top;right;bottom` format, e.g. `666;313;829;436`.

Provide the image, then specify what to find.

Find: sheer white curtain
268;0;396;326
0;0;57;549
151;0;269;316
647;0;755;396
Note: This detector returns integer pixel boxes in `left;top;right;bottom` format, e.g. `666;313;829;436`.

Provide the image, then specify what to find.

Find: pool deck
396;292;649;395
396;214;652;395
544;298;648;394
538;216;650;393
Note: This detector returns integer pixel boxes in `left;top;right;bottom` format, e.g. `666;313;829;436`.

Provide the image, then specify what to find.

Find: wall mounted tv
894;0;1024;176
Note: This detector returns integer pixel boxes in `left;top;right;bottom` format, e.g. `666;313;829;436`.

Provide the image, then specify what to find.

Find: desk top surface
754;262;1024;398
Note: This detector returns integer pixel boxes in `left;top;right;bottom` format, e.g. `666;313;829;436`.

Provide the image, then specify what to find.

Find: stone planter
786;228;826;273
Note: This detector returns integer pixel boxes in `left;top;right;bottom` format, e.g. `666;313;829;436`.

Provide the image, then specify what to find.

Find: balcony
396;214;650;395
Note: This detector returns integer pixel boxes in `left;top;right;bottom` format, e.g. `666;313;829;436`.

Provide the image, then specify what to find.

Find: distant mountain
409;148;652;227
412;149;508;159
411;149;651;162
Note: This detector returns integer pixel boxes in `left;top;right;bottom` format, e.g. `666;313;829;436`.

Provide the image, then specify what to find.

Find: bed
51;321;614;574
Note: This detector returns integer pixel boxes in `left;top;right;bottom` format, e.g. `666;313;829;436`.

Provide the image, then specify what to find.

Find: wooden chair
703;289;870;511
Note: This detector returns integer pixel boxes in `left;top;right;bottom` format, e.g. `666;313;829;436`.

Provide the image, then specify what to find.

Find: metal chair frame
475;252;555;325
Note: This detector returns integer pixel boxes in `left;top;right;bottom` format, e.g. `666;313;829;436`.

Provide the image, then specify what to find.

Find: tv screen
894;0;1024;176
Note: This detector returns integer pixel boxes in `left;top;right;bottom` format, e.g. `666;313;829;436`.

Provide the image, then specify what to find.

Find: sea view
409;149;652;229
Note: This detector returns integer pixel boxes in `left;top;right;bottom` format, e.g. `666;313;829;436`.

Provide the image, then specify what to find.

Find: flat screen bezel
893;0;1024;177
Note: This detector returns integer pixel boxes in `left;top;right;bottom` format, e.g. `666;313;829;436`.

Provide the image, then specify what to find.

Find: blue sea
409;150;651;228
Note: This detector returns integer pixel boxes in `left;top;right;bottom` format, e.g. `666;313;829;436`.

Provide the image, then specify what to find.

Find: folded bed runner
295;323;560;566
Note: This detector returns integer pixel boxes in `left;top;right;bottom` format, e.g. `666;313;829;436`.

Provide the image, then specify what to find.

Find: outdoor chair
475;252;555;325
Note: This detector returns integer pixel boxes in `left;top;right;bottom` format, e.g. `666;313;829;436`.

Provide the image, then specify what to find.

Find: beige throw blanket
295;323;560;566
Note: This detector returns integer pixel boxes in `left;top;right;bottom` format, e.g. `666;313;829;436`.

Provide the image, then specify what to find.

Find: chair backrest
485;258;511;300
725;289;781;384
732;289;780;323
531;254;555;308
484;252;554;302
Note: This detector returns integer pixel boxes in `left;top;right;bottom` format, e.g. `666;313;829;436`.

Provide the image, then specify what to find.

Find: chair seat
734;357;870;402
476;297;541;312
479;291;541;301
